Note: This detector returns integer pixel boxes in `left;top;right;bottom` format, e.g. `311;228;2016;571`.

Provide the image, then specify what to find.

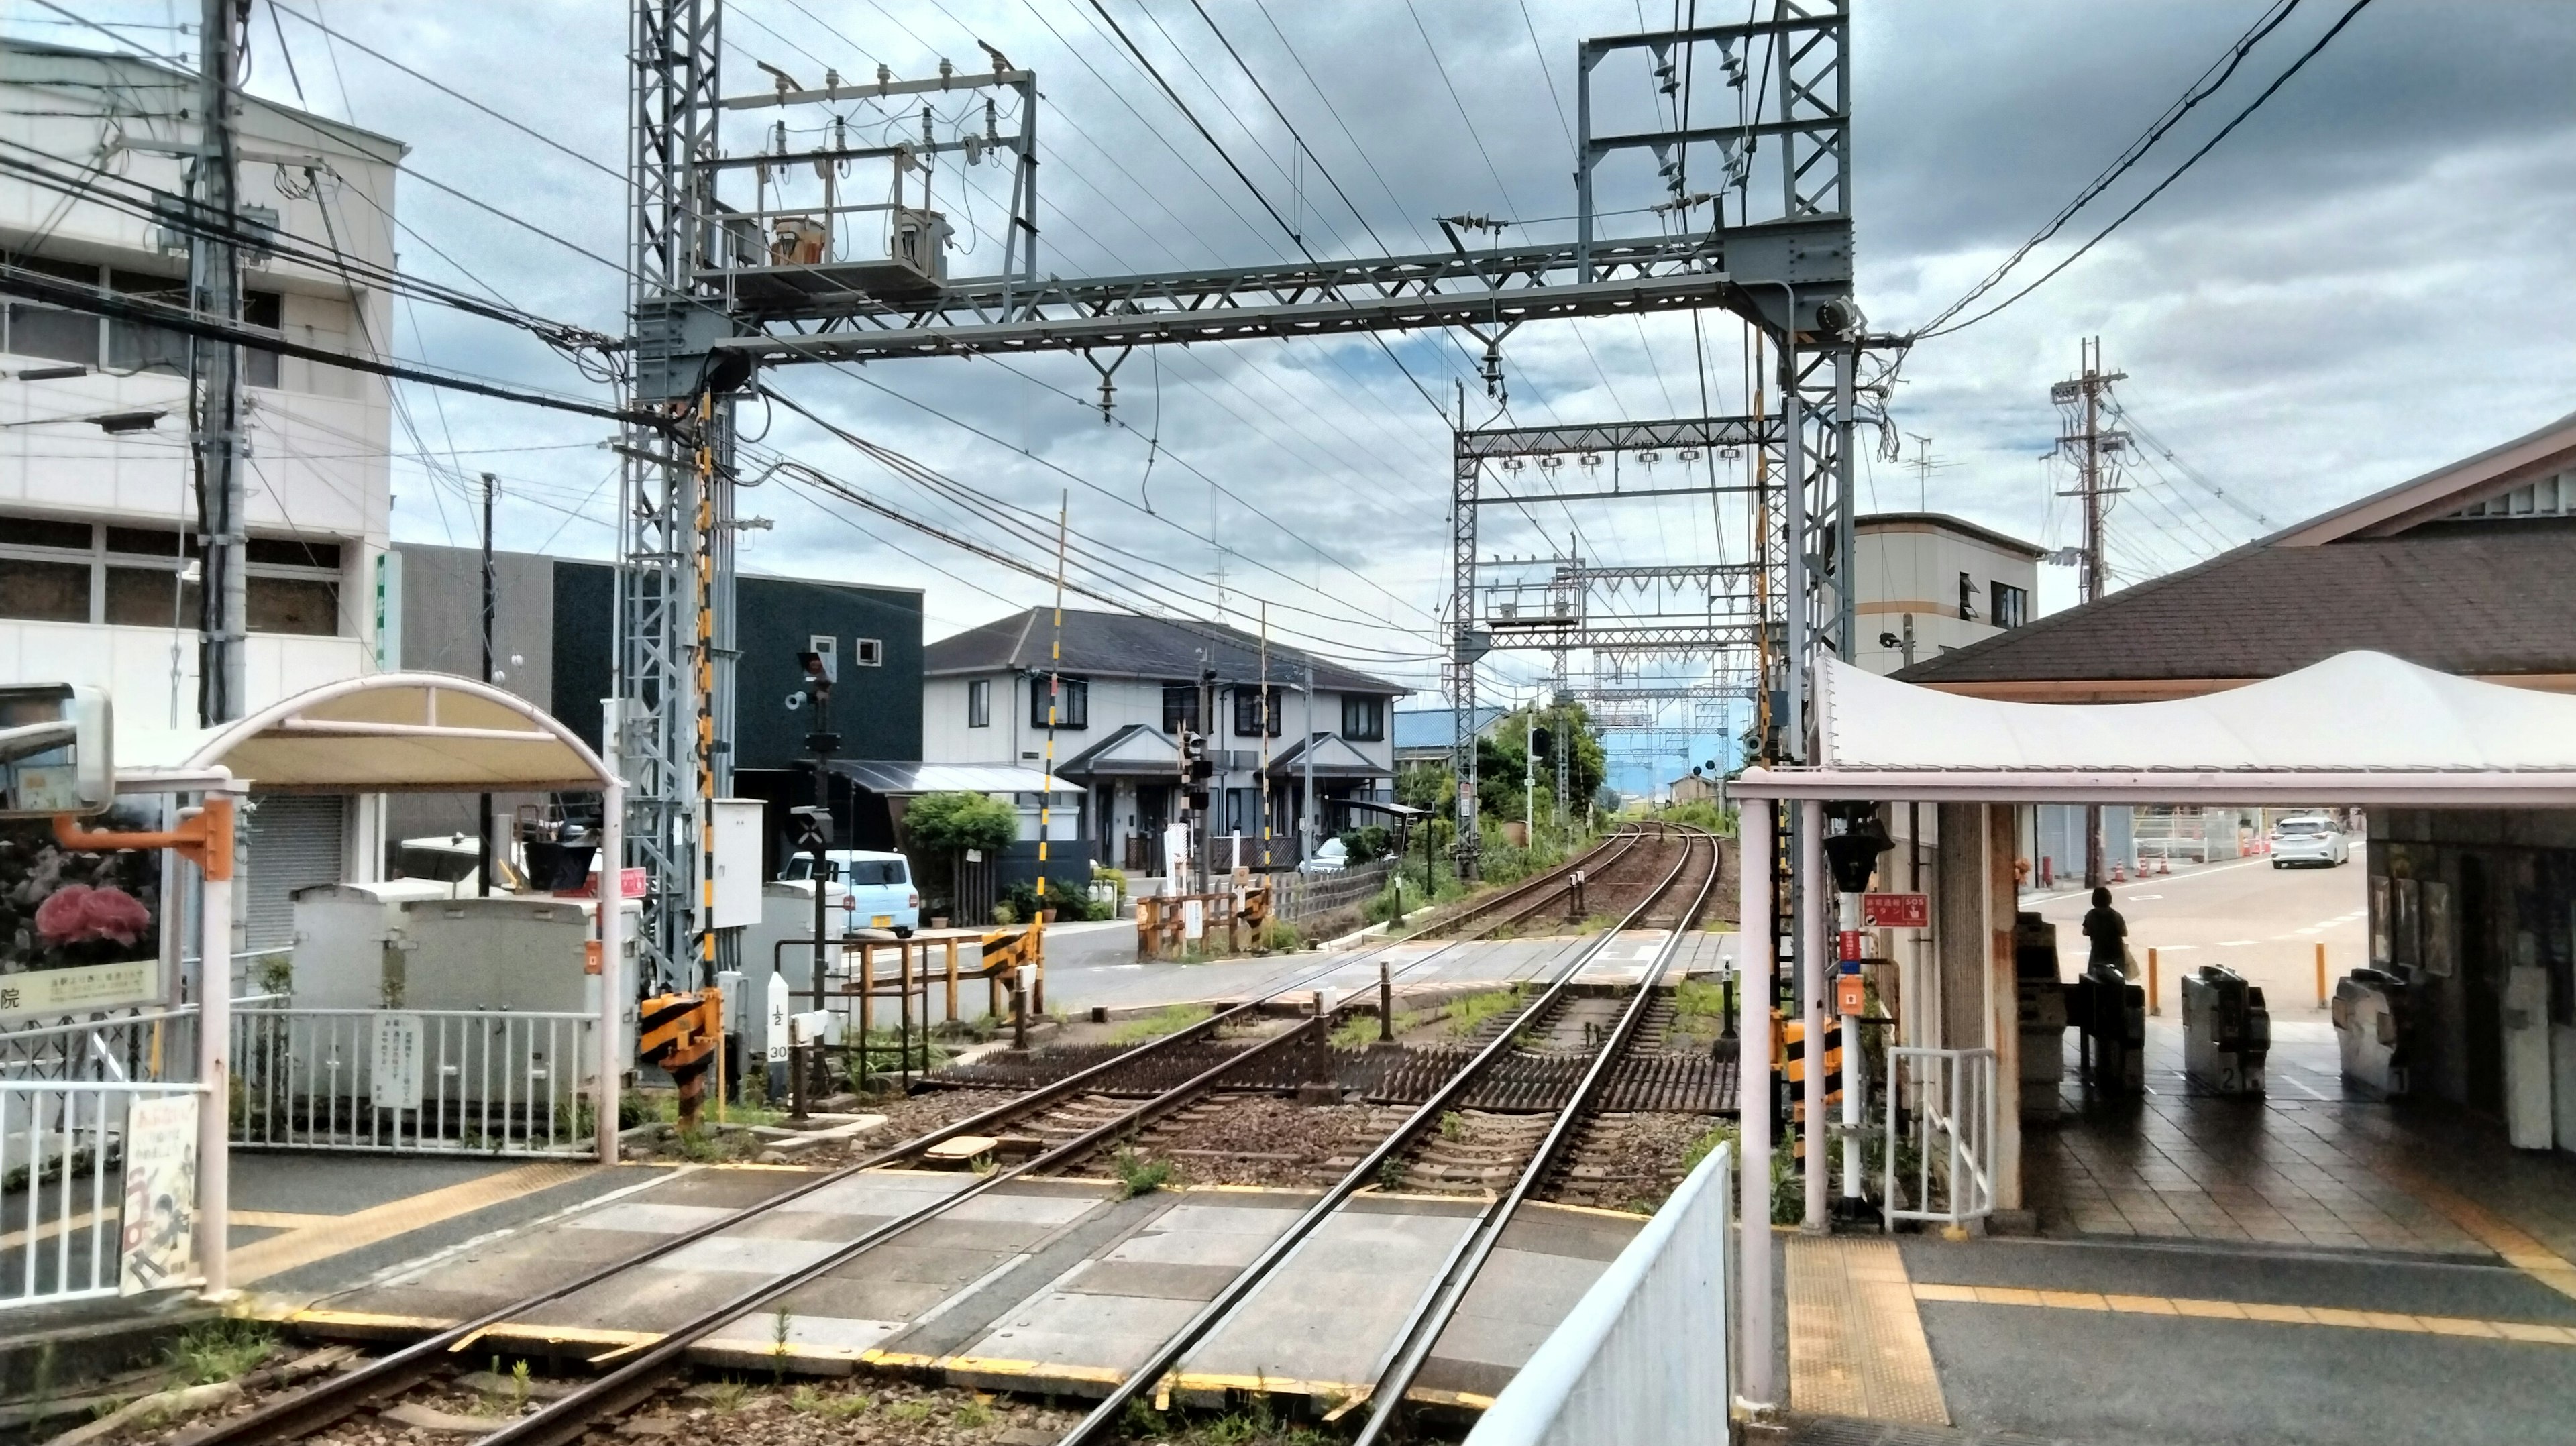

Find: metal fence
1883;1046;1997;1228
0;1005;198;1086
1269;857;1395;924
231;1004;600;1156
0;1080;203;1309
1464;1144;1732;1446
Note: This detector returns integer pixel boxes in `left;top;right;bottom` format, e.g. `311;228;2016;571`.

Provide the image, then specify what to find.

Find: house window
1162;683;1199;736
1233;685;1281;738
854;637;883;667
1990;581;2028;630
1341;696;1385;741
0;514;341;634
1030;675;1088;730
1957;571;1978;622
967;678;990;728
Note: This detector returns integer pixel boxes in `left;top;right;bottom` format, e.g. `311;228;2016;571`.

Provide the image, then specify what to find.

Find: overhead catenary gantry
618;0;1856;984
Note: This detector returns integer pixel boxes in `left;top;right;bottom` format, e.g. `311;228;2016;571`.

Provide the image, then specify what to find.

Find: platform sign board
766;969;790;1054
119;1092;197;1295
1862;892;1930;929
370;1012;425;1111
0;958;160;1021
1182;899;1205;941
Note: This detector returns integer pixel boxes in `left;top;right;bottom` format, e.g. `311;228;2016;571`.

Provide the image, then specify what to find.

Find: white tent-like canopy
1738;650;2576;805
115;672;616;795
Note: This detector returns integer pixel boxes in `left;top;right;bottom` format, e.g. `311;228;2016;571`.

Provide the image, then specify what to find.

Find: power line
1922;0;2379;338
1913;0;2306;336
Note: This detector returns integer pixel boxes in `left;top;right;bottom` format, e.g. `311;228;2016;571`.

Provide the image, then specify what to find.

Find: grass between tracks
1107;1003;1212;1046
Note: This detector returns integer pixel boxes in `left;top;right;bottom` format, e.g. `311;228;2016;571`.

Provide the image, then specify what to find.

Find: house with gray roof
922;608;1408;875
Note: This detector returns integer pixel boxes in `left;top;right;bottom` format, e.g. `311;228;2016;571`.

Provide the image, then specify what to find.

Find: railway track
193;832;1674;1443
197;826;1724;1445
1052;824;1724;1445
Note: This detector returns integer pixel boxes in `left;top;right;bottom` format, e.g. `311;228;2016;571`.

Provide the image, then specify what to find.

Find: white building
923;608;1405;875
0;40;404;939
1851;512;2045;676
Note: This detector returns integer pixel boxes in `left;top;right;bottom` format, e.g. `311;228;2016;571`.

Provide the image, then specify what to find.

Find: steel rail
1348;827;1722;1443
1441;828;1672;941
209;833;1644;1443
1431;826;1646;939
193;938;1420;1445
1051;828;1707;1445
475;1013;1342;1446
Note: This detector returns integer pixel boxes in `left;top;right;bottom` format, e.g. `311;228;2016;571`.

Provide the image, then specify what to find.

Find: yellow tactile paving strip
2381;1168;2576;1304
1911;1282;2576;1345
233;1161;594;1283
1786;1237;1948;1424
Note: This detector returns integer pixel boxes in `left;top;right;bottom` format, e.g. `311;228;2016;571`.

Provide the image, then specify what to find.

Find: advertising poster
0;809;164;1021
119;1092;200;1295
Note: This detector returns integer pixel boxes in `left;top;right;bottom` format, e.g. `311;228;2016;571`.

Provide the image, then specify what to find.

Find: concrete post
1736;802;1776;1409
1800;799;1828;1230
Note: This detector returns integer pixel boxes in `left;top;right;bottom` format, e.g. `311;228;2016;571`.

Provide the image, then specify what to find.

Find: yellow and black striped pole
694;390;716;990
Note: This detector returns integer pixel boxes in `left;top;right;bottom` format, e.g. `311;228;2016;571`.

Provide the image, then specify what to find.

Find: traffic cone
2112;864;2127;883
2156;855;2170;876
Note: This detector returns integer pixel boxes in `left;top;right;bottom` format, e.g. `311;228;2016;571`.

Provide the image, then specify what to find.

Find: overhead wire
1920;0;2379;338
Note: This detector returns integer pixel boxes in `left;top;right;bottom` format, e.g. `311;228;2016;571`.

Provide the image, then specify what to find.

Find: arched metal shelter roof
114;672;616;794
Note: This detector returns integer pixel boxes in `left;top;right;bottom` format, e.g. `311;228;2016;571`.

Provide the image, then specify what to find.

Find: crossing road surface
2031;848;2369;1016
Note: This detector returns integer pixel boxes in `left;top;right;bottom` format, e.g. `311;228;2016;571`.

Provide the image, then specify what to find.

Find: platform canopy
115;672;617;794
1735;650;2576;805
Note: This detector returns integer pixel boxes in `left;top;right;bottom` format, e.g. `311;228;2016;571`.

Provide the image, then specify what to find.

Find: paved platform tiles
1903;1234;2576;1446
279;1162;1645;1409
2025;1018;2576;1260
1786;1237;1948;1426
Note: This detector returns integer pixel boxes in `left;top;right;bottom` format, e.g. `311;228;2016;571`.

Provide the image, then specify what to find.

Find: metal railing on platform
1464;1144;1732;1446
1883;1045;1997;1228
231;1003;599;1157
0;1079;203;1309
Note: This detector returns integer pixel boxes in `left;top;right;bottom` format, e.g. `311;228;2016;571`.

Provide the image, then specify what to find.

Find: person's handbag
2121;943;2140;980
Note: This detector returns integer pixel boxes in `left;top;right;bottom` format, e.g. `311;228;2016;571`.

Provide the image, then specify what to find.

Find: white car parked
779;848;922;934
2269;815;2350;868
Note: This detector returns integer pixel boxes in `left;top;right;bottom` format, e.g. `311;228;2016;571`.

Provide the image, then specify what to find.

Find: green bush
904;791;1019;854
1337;824;1394;863
1001;877;1102;922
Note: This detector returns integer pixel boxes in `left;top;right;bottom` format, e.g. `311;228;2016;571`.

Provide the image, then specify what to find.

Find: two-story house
0;40;404;943
923;608;1407;876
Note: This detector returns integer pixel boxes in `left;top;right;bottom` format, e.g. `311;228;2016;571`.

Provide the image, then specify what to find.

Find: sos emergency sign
1862;892;1930;928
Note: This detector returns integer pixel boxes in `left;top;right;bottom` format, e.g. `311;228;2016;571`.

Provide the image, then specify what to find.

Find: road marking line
234;1210;337;1229
233;1161;594;1284
1911;1284;2576;1345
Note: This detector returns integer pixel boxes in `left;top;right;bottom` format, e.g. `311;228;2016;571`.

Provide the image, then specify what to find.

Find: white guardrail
0;1079;204;1307
1465;1143;1732;1446
232;1004;600;1156
1884;1046;1998;1228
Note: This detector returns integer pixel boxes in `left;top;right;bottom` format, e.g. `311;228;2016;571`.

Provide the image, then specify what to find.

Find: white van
778;849;922;935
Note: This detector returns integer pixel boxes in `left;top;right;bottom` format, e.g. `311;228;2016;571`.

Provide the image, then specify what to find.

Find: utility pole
1524;704;1536;843
2053;337;2128;888
479;472;497;897
191;0;249;725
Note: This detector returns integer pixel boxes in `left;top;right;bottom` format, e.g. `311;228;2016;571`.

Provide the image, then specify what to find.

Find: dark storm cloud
32;0;2574;681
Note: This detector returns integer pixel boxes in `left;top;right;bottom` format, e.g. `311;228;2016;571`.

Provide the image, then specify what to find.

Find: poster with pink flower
1;805;162;978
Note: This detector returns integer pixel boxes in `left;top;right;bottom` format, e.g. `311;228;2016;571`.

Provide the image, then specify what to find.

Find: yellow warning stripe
2381;1168;2576;1304
233;1162;594;1283
1912;1282;2576;1344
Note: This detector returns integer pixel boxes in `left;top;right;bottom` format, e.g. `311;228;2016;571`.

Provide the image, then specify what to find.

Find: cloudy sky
21;1;2576;791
